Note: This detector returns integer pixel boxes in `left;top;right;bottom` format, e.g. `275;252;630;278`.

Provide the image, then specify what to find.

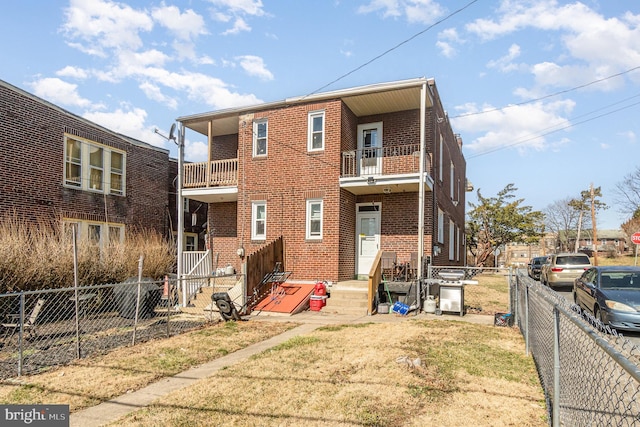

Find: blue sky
2;0;639;230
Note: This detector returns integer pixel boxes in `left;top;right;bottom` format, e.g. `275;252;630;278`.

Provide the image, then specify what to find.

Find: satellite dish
168;123;176;141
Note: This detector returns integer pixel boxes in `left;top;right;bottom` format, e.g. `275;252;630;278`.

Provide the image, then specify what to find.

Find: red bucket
314;281;327;296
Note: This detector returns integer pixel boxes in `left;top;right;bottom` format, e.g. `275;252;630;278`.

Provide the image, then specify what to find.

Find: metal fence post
524;282;530;356
553;305;561;427
17;292;25;377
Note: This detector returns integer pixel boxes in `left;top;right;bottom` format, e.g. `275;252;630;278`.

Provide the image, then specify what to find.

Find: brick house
0;79;171;243
177;78;467;283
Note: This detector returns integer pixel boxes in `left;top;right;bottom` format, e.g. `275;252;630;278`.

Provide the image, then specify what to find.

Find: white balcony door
357;122;383;176
356;203;381;277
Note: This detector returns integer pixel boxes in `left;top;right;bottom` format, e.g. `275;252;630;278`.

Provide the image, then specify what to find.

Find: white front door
357;122;383;176
356;203;381;278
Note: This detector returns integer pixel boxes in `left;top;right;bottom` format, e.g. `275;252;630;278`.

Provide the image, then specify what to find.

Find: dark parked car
540;252;591;289
527;256;548;280
573;266;640;332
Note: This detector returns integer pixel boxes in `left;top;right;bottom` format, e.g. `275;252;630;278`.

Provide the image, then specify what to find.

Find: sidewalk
70;309;493;426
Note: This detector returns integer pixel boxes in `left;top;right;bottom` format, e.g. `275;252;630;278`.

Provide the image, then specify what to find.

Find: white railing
341;144;430;177
181;250;212;304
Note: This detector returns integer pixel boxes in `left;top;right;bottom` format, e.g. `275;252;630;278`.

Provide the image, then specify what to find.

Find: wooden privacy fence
245;236;284;312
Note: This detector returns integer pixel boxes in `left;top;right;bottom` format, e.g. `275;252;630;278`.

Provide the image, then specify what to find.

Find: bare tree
614;166;640;218
544;197;591;252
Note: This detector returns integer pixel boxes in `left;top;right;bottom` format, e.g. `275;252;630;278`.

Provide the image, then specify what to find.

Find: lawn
0;272;547;426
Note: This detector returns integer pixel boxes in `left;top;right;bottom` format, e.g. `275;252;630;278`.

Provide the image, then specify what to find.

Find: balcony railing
341;144;430;177
184;158;238;188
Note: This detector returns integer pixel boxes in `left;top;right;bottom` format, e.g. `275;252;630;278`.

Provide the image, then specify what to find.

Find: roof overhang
178;77;434;137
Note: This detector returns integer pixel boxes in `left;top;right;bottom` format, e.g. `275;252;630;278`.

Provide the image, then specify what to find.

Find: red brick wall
0;81;169;235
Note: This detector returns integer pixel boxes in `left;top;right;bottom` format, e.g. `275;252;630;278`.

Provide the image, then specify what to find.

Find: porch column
417;82;427;303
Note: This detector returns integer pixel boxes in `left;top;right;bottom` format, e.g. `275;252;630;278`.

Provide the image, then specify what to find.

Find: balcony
182;158;238;203
340;144;433;195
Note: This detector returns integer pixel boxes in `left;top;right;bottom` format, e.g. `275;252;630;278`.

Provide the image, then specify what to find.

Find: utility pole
590;183;599;266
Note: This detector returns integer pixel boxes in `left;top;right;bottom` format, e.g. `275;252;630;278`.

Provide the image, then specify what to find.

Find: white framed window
449;220;455;260
306;199;323;240
253;119;268;157
62;219;125;247
438;134;443;182
185;234;197;251
308;111;325;151
438;208;444;244
450;161;455;199
64;135;126;196
251;201;266;240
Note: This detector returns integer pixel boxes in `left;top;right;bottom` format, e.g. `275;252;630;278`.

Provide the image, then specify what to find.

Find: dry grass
112;321;545;427
0;215;175;292
0;271;547;426
464;273;510;315
0;321;296;411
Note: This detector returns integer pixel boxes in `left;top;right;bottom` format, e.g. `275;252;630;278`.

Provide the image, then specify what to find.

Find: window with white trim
438;134;443;182
62;219;125;247
456;227;460;261
64;135;126;196
306;199;323;240
450;161;455;200
253;119;268;157
449;220;455;260
252;201;266;240
438;208;444;244
308;111;325;151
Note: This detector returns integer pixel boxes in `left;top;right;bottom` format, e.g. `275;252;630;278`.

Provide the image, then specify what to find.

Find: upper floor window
64;135;126;196
308;111;325;151
438;208;444;244
253;119;268;157
252;201;266;240
450;161;455;200
438;134;443;182
306;199;323;240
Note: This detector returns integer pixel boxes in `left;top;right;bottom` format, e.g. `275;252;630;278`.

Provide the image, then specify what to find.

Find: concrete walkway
70;310;493;426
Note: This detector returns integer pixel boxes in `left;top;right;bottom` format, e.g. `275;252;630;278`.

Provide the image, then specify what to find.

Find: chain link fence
513;270;640;426
0;273;244;379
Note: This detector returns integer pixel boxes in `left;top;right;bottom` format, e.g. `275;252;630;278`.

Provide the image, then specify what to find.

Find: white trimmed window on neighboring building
253;119;268;157
252;201;266;240
308;111;325;151
306;199;323;240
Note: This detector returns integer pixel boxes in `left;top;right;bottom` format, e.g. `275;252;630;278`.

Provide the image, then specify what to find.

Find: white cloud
235;55;274;81
139;82;178;109
487;44;523;73
152;6;208;41
82;107;162;148
358;0;445;24
436;28;461;57
464;1;640;89
617;130;636;143
62;0;153;55
452;101;574;154
30;77;93;109
185;139;209;162
221;17;251;35
208;0;266;17
56;66;89;80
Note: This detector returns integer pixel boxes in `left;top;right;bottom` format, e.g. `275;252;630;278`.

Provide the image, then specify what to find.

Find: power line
451;64;640;119
467;94;640;159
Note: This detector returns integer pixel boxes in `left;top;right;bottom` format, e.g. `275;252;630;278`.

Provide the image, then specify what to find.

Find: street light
155;123;186;307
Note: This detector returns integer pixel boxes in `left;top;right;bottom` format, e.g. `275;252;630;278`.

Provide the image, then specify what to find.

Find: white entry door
356;203;381;277
357;122;383;176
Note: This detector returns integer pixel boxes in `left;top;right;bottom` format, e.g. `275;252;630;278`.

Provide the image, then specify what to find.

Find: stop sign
632;232;640;245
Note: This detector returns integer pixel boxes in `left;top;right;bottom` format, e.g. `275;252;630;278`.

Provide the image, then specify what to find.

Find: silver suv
540;252;591;289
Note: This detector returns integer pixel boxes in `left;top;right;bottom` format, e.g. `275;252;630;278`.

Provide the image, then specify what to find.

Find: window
62;219;125;247
253;119;268;157
306;199;323;240
308;111;325;151
185;234;197;251
438;134;443;182
449;220;455;260
64;135;126;195
438;208;444;243
252;201;266;240
450;161;455;200
456;227;460;261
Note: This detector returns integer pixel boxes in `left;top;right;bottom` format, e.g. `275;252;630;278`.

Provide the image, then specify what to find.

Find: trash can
113;277;161;319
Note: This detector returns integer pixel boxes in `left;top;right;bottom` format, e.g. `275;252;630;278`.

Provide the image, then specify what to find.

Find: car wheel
595;307;606;326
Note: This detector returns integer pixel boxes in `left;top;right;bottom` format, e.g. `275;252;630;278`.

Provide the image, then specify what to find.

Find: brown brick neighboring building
178;78;468;282
0;79;171;243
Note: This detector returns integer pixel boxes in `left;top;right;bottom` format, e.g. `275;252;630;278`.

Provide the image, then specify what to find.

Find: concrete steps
324;280;370;315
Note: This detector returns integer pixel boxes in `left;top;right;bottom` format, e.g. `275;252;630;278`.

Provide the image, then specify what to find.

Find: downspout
417;81;427;309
